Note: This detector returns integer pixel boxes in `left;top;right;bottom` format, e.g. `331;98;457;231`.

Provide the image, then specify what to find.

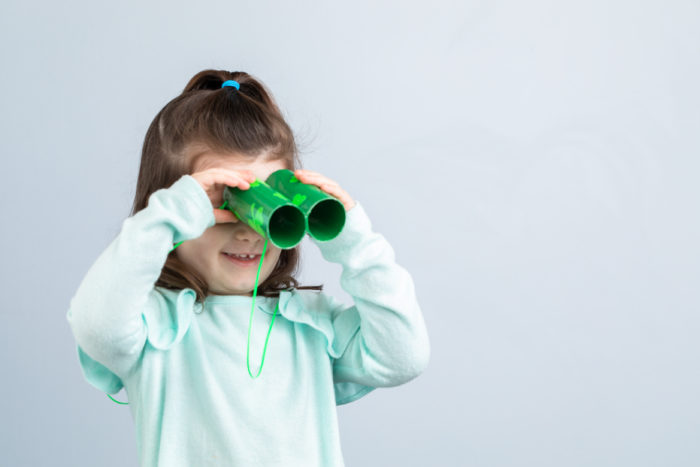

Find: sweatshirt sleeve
311;201;431;388
66;174;215;381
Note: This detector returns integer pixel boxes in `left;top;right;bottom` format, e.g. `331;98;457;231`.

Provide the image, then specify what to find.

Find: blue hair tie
221;80;240;90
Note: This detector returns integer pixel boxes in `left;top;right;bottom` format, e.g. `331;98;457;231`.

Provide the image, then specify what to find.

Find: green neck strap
246;235;279;379
106;224;278;405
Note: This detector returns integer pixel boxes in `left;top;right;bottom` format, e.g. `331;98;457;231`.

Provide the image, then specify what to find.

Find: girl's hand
190;168;257;224
294;169;357;212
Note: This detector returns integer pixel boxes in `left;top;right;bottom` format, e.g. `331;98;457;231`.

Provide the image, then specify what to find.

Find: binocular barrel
222;169;346;249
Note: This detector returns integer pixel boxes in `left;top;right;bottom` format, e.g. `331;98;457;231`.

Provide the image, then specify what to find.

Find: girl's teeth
228;253;256;259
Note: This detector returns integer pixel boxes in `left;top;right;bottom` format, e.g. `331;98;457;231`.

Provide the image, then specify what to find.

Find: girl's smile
221;252;262;267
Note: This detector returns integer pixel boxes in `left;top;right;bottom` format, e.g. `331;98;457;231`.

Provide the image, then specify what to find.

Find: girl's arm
66;175;215;380
313;201;431;388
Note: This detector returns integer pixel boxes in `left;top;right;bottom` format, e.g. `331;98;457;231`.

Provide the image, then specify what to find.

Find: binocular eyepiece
221;169;346;249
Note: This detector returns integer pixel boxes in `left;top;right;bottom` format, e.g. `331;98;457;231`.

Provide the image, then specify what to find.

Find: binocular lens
307;198;346;241
268;205;307;249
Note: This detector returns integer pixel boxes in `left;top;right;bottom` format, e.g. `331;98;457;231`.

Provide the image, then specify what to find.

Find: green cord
107;393;128;405
169;201;280;379
246;235;279;378
107;210;278;404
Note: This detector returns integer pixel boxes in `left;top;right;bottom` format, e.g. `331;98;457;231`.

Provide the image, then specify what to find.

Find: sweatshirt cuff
164;174;216;243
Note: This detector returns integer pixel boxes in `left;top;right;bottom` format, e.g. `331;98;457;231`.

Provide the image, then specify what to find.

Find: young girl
67;69;430;466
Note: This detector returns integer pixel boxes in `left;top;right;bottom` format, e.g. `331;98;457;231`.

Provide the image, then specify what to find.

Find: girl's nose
234;223;263;242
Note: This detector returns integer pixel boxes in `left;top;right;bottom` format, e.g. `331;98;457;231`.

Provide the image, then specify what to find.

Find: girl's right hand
190;168;257;224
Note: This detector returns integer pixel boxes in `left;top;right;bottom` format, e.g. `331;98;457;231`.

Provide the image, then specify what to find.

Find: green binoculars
219;169;346;249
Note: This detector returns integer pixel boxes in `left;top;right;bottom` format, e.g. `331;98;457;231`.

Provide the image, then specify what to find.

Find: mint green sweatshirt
67;174;430;467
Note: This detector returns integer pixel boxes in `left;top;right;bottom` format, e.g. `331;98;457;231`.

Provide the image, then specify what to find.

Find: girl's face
175;151;289;297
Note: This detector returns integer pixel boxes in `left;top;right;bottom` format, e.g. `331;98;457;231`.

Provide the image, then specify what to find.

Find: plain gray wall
1;0;699;466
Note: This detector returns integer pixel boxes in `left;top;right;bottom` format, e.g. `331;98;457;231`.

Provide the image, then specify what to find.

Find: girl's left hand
294;169;357;212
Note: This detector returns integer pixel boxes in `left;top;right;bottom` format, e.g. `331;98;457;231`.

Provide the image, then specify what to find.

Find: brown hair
130;69;323;302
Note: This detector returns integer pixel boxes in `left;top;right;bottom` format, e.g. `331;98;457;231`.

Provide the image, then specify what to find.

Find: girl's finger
297;172;344;195
223;173;254;187
296;170;323;178
226;178;251;189
210;167;255;178
209;168;256;186
213;208;240;224
295;170;355;211
219;175;253;190
296;172;337;187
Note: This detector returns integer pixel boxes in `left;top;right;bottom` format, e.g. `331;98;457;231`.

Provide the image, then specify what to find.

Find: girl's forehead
193;152;288;180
